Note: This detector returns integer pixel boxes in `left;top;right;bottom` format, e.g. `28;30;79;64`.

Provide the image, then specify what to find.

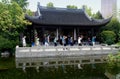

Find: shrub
100;31;116;45
0;35;16;55
106;53;120;75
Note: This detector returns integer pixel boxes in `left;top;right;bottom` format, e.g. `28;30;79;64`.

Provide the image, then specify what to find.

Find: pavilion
25;2;111;45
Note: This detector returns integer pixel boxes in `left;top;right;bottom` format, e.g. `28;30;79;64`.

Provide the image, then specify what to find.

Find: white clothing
16;45;19;48
45;42;49;46
78;37;82;44
92;42;95;46
47;35;50;43
78;64;82;69
22;37;26;47
36;38;40;46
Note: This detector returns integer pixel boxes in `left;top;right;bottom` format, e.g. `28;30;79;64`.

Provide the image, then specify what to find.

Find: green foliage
0;36;16;53
103;18;120;42
100;31;116;45
92;11;103;19
26;9;33;16
0;0;31;53
47;2;54;8
67;5;78;9
106;53;120;75
11;0;28;10
0;1;31;38
83;5;92;16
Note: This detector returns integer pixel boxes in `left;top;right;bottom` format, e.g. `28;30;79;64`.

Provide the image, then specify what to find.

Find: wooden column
42;27;45;36
74;28;77;41
56;28;59;40
77;27;79;37
29;27;32;44
32;27;35;42
91;28;94;36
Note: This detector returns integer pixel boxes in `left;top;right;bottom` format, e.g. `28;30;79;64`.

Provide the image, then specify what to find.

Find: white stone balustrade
15;46;119;69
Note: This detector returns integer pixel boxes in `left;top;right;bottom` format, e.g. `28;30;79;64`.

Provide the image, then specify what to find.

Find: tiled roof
25;5;111;26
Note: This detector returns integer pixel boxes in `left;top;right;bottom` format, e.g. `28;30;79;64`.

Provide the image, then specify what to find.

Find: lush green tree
0;35;15;53
26;9;33;16
82;5;103;19
67;5;77;9
103;18;120;42
11;0;28;10
100;31;116;45
92;11;103;19
0;0;31;53
0;1;30;39
106;53;120;75
47;2;54;8
1;0;9;3
83;5;92;16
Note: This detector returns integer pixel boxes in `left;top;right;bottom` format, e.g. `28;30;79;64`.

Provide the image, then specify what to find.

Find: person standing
87;37;91;45
92;36;96;46
54;37;57;46
22;36;26;47
78;35;83;46
47;34;50;44
62;36;66;46
59;35;62;45
70;36;73;46
45;36;49;46
36;37;40;46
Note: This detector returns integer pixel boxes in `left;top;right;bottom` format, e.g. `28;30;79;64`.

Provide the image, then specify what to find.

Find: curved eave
25;15;112;26
91;16;112;26
25;14;39;22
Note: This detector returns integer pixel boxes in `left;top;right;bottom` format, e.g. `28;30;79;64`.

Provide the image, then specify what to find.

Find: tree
0;1;30;36
0;35;14;53
103;18;120;42
92;11;103;19
83;5;92;16
11;0;28;11
106;53;120;75
26;9;33;16
67;5;78;9
100;31;116;45
47;2;54;8
0;1;31;45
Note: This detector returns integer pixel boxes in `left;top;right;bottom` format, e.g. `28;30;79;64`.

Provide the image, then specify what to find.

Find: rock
1;51;10;58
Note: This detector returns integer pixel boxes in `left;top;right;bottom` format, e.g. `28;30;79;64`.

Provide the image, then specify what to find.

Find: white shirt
22;37;26;46
78;37;82;44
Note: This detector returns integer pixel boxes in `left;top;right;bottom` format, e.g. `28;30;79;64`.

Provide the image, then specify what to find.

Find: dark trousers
79;43;82;46
54;43;57;46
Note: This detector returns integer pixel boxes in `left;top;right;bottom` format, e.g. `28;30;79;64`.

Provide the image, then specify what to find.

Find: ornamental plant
106;53;120;75
100;31;116;45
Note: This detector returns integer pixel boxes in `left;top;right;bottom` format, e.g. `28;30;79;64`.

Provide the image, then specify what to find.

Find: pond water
0;64;108;79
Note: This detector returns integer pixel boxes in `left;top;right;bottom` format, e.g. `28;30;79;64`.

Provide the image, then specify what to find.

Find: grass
0;57;108;79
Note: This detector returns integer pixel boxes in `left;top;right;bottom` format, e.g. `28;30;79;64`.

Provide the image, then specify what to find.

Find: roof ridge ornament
82;5;92;21
37;2;40;6
37;2;42;16
82;5;86;11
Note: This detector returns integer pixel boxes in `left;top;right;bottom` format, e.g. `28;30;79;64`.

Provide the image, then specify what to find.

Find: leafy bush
105;18;120;42
100;31;116;45
106;53;120;75
0;35;16;54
